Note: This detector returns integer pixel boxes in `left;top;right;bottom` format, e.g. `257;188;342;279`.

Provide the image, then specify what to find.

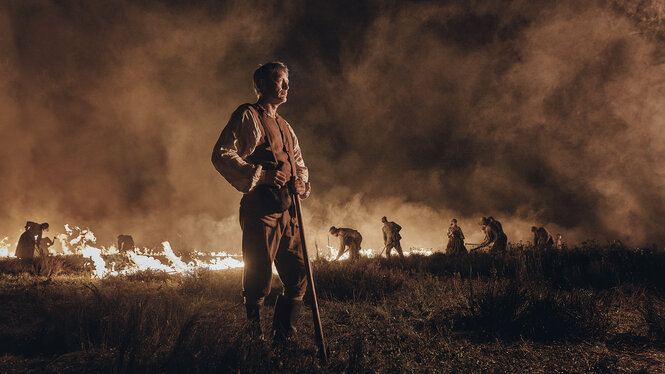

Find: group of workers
13;215;562;261
14;224;138;260
208;61;569;342
13;61;570;351
328;215;564;261
329;216;405;261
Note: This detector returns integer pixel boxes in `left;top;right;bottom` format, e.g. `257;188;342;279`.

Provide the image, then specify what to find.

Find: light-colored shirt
212;104;310;198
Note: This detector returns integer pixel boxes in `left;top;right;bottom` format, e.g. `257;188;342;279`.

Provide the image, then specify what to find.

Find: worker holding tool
329;226;363;261
211;62;325;356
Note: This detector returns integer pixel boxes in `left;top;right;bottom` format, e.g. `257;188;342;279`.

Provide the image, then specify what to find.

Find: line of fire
0;223;440;277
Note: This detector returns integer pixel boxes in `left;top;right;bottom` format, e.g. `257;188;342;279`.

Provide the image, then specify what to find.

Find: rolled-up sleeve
211;105;263;193
287;123;311;199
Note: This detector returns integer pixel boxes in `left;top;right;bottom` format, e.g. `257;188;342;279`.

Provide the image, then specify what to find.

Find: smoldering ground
1;0;664;251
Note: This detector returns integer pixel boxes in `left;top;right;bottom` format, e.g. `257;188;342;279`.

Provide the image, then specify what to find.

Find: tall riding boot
272;296;300;343
245;303;263;339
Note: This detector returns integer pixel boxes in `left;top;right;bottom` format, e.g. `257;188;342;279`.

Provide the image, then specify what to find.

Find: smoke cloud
1;0;664;252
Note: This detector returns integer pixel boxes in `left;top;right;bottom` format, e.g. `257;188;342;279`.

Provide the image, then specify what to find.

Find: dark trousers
386;241;404;258
239;192;307;306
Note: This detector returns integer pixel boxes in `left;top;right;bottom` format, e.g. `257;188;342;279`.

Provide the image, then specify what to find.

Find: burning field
1;236;665;372
0;224;433;278
3;0;665;372
1;225;245;278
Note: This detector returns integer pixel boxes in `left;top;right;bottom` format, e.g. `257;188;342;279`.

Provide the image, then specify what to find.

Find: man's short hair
253;62;288;98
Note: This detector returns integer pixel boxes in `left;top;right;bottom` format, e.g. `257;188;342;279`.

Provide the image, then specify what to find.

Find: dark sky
1;0;664;252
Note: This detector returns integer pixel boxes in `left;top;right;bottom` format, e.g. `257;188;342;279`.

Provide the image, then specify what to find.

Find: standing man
211;62;310;342
381;216;404;259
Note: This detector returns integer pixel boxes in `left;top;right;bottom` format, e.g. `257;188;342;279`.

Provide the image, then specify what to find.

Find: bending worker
329;226;362;261
474;216;507;254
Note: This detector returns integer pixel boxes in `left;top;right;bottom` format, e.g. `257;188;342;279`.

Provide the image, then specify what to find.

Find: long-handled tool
292;192;328;363
378;245;387;258
466;243;484;252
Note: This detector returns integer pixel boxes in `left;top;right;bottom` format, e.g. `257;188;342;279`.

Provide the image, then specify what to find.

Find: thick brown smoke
1;0;664;252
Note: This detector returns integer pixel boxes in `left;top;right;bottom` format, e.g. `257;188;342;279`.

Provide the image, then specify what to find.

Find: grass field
1;245;664;373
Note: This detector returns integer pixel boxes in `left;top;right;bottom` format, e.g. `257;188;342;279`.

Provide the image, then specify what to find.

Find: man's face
262;69;289;104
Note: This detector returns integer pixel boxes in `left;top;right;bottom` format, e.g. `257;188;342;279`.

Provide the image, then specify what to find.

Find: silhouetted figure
330;226;362;261
475;217;507;254
446;219;467;255
117;235;135;253
531;226;554;249
381;216;404;259
16;222;49;260
211;62;310;341
488;216;503;233
37;237;54;256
